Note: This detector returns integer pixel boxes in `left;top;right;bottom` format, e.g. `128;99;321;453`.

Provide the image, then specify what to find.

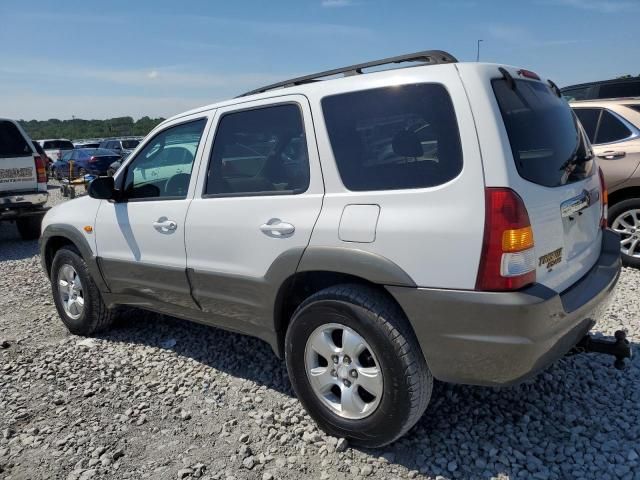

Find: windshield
493;78;593;187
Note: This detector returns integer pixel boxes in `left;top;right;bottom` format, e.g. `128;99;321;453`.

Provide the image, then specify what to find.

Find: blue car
52;148;121;179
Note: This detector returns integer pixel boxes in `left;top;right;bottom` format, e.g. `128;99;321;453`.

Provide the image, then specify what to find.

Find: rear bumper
387;229;622;386
0;192;49;220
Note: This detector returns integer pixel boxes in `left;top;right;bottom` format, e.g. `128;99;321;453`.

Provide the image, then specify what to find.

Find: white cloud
487;24;580;48
321;0;358;7
549;0;638;12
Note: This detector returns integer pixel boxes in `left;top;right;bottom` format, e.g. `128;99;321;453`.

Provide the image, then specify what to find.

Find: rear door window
493;78;593;187
322;84;462;191
0;121;32;158
573;108;601;143
204;104;310;196
595;110;633;144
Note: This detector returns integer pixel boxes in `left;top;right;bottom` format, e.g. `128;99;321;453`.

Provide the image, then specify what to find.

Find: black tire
608;198;640;268
69;187;76;199
16;216;42;240
51;246;114;335
285;284;432;447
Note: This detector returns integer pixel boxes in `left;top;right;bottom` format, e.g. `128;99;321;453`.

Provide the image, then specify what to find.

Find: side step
569;330;632;370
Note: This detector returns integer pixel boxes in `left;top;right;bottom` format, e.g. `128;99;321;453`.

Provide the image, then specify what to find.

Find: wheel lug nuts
343;356;351;364
350;370;358;378
343;379;351;387
331;355;339;364
330;369;337;377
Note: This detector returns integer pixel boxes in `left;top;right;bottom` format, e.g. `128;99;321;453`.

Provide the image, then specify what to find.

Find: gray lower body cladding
387;229;622;387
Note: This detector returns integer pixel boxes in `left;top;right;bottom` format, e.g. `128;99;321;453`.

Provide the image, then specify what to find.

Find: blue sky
1;0;638;120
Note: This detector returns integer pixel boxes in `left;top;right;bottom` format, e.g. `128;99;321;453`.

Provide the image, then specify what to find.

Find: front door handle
153;218;178;232
260;218;295;238
598;151;626;160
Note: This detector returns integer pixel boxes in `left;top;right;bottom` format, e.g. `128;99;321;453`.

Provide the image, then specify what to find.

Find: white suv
40;51;621;446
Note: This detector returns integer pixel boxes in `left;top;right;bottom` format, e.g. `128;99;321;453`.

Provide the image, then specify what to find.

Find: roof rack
238;49;458;97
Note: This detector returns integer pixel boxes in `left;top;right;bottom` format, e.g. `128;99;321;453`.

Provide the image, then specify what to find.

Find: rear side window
573;108;600;142
0;121;32;158
493;79;593;188
205;104;309;196
596;110;632;143
322;84;463;191
598;81;640;99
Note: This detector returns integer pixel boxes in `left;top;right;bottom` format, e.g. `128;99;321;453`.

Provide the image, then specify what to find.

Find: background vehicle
99;137;142;158
51;148;121;179
37;138;74;166
0;118;49;239
572;98;640;266
562;76;640;101
40;51;620;447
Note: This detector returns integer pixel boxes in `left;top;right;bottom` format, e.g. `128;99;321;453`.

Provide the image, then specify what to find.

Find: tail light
598;167;608;229
34;155;47;183
476;188;536;291
89;156;98;163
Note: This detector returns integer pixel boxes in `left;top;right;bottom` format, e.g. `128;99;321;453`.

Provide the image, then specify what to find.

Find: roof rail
238;49;458;97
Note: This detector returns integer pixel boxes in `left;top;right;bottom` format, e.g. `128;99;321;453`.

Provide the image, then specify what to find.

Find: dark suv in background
562;76;640;101
98;138;142;158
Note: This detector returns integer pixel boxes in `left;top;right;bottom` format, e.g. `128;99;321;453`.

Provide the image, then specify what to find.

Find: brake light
517;69;541;80
89;156;98;163
476;188;536;291
598;167;608;229
34;155;47;183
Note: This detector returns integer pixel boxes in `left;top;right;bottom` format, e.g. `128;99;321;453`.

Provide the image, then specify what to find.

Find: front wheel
609;198;640;268
285;284;432;447
51;246;114;335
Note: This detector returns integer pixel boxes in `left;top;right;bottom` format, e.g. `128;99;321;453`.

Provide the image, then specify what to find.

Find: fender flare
40;224;110;292
297;247;416;287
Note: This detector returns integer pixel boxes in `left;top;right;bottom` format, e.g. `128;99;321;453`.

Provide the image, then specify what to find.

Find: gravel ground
1;183;639;480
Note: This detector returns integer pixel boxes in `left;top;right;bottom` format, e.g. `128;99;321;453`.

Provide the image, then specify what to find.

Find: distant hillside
19;116;165;140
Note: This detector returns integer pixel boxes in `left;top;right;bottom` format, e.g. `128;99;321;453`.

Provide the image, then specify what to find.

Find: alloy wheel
304;323;383;420
612;208;640;258
57;264;84;320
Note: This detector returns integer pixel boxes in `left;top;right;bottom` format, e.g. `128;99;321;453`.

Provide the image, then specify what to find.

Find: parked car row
39;51;628;447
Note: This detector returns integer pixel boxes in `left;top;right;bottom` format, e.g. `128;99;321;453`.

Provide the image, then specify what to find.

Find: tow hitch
570;330;632;370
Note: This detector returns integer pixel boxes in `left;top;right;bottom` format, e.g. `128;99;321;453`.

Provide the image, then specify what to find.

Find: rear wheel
609;198;640;268
16;216;42;240
285;284;432;447
51;246;114;335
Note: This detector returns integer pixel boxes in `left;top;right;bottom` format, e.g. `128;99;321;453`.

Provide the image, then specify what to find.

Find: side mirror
88;176;116;200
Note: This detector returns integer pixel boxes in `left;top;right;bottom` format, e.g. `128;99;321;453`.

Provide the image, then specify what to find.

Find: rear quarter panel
305;65;486;289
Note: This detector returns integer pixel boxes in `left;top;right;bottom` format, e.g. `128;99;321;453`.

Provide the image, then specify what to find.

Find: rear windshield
322;84;463;191
121;140;140;149
43;140;74;150
493;78;594;188
0;120;32;158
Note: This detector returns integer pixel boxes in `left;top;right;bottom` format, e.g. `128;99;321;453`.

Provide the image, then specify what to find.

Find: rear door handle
598;151;626;160
260;218;295;238
153;218;178;232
